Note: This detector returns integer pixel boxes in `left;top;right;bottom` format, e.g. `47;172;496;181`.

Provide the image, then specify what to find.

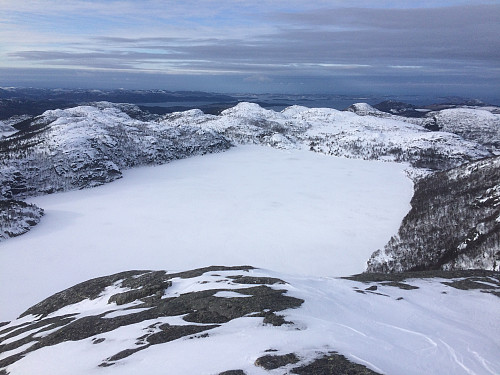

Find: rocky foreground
1;266;499;375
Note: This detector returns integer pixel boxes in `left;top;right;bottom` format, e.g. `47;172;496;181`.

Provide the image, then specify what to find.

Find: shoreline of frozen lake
0;145;413;321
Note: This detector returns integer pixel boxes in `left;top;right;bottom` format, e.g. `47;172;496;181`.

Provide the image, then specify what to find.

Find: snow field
0;145;413;321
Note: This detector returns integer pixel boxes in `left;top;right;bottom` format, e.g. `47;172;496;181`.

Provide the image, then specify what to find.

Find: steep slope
0;103;231;199
0;200;43;241
1;266;498;375
367;155;500;272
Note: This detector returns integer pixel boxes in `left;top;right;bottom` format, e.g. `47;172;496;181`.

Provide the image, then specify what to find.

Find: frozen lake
0;146;413;320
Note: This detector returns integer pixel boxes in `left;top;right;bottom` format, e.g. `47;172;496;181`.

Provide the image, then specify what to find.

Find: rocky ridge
162;102;491;172
348;102;500;154
0;103;231;200
0;266;498;375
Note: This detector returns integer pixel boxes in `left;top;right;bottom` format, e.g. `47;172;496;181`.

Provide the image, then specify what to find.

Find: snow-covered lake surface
0;146;413;321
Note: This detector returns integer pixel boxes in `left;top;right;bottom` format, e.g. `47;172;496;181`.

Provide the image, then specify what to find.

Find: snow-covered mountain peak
221;101;284;120
345;102;384;116
428;108;500;154
159;108;214;127
349;102;500;154
280;105;310;117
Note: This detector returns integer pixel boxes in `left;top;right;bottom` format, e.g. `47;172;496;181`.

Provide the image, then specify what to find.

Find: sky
0;0;499;98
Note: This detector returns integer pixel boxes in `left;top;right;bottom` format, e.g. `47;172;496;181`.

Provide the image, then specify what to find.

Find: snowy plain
0;145;413;321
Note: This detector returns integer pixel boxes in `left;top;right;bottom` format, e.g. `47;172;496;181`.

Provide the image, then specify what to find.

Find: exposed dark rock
290;352;382;375
99;323;218;366
228;276;284;285
346;270;499;297
146;324;216;345
0;315;75;354
442;277;499;291
19;270;146;318
218;370;246;375
178;285;303;324
261;312;290;326
105;347;147;363
347;269;499;282
380;282;419;290
108;281;171;306
248;311;292;326
0;266;303;371
255;353;299;370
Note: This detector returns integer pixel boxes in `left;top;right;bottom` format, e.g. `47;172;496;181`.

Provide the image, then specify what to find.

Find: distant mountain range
1;87;498;119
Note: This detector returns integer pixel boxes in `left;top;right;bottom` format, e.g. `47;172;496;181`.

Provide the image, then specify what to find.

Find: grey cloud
272;4;499;31
5;3;499;96
268;4;500;61
75;4;499;72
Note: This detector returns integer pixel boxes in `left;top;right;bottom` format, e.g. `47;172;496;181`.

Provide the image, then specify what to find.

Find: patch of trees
367;156;500;272
0;199;44;240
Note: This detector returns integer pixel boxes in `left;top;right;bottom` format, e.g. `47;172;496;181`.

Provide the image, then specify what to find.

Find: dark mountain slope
0;103;231;200
367;155;500;272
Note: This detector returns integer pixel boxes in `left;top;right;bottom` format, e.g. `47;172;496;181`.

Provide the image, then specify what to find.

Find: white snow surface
2;268;499;375
0;146;413;321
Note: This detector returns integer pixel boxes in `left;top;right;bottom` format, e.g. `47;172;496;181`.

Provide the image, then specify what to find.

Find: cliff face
367;155;500;272
0;200;43;240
